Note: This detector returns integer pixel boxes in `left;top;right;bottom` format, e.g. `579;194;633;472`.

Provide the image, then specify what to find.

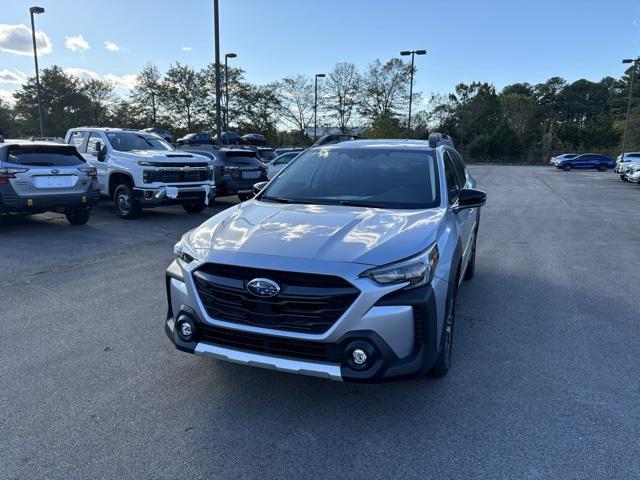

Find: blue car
556;153;615;171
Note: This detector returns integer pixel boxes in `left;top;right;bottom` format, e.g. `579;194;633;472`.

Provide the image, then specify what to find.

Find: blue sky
1;0;639;105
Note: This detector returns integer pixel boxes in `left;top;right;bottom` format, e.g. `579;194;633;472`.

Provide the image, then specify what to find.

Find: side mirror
97;145;107;162
252;181;269;196
453;188;486;212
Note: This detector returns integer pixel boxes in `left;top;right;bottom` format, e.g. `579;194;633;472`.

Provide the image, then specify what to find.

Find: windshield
106;132;173;152
259;150;277;161
260;147;439;209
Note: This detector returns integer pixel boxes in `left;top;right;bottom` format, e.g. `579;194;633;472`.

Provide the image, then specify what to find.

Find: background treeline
0;59;638;163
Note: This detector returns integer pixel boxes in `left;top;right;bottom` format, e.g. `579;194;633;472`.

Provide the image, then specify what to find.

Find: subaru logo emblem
246;278;280;298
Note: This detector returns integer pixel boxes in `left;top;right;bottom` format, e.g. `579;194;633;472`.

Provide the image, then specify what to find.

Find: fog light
179;322;193;338
352;348;367;365
176;316;195;342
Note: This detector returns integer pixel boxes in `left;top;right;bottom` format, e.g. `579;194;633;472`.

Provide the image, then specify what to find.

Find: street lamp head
316;73;326;78
225;53;237;59
416;49;427;55
622;59;633;64
30;6;45;14
400;51;411;56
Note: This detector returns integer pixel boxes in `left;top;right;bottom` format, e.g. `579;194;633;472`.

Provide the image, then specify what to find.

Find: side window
86;133;104;157
443;151;460;204
69;131;88;151
450;150;467;187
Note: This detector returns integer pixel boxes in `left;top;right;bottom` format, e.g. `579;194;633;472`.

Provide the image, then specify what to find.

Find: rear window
222;152;262;167
259;150;277;161
6;146;86;166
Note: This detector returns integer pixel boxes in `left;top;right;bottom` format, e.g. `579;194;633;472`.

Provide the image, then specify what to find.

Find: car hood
112;150;209;163
189;200;444;266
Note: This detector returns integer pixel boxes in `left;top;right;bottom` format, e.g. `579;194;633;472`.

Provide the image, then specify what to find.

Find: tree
362;112;403;139
276;75;314;135
131;63;162;126
13;66;87;136
359;58;412;121
0;99;15;137
235;83;281;133
80;79;115;126
159;62;206;132
323;62;361;132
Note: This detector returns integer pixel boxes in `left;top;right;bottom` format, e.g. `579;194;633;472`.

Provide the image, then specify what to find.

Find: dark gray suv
0;141;100;224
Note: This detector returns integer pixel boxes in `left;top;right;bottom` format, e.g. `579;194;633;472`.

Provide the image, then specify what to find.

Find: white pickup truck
64;127;215;218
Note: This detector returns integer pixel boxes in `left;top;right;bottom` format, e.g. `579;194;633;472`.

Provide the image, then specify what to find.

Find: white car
65;128;215;218
615;152;640;179
625;163;640;183
266;151;300;179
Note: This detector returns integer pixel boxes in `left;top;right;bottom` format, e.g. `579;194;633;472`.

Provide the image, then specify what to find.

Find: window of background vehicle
86;133;103;156
106;132;173;152
7;146;86;166
261;147;439;209
69;131;88;151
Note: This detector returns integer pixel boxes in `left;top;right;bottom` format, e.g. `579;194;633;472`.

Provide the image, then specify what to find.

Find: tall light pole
314;73;325;142
400;49;427;133
29;6;45;137
212;0;222;144
224;52;237;134
621;57;639;160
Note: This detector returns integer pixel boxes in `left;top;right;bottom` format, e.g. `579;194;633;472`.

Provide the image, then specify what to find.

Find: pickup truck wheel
428;282;457;378
621;175;627;182
183;202;207;214
114;183;141;219
563;164;572;171
65;208;91;225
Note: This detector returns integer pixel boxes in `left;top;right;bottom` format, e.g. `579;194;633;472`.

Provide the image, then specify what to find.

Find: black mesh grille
196;323;344;363
144;169;211;183
193;264;359;333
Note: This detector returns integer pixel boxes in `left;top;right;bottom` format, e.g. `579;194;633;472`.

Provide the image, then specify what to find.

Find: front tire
114;183;141;219
563;164;572;171
428;282;457;378
182;202;207;214
65;208;91;225
621;174;628;182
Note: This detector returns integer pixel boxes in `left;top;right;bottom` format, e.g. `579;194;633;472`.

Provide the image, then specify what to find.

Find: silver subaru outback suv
165;136;486;382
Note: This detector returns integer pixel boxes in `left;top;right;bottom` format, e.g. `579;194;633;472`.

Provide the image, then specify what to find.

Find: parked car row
615;152;640;182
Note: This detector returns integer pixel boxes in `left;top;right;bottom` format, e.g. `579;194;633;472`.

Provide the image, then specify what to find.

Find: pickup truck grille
143;169;211;184
193;264;360;334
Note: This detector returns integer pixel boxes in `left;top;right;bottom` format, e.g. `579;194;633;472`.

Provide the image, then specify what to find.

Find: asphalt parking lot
2;166;640;479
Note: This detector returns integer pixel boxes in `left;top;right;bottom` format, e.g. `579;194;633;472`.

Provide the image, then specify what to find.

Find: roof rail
428;132;455;148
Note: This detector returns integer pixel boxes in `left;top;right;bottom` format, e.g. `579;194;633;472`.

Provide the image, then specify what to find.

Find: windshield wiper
337;200;384;208
260;196;317;205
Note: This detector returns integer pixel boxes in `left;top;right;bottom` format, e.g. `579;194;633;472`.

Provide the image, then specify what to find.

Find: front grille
144;169;211;184
196;323;344;363
193;264;360;333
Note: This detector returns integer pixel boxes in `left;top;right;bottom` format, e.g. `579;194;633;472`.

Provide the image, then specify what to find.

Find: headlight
362;243;439;289
174;230;199;264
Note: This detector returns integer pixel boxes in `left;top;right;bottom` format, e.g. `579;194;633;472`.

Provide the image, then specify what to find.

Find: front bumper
0;183;100;214
164;258;445;383
133;184;216;206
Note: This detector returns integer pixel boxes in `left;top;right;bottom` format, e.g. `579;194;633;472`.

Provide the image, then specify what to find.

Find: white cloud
0;89;16;104
65;34;90;52
0;69;28;85
104;41;121;52
64;68;136;90
0;23;52;56
181;46;192;51
64;67;101;81
104;73;137;89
